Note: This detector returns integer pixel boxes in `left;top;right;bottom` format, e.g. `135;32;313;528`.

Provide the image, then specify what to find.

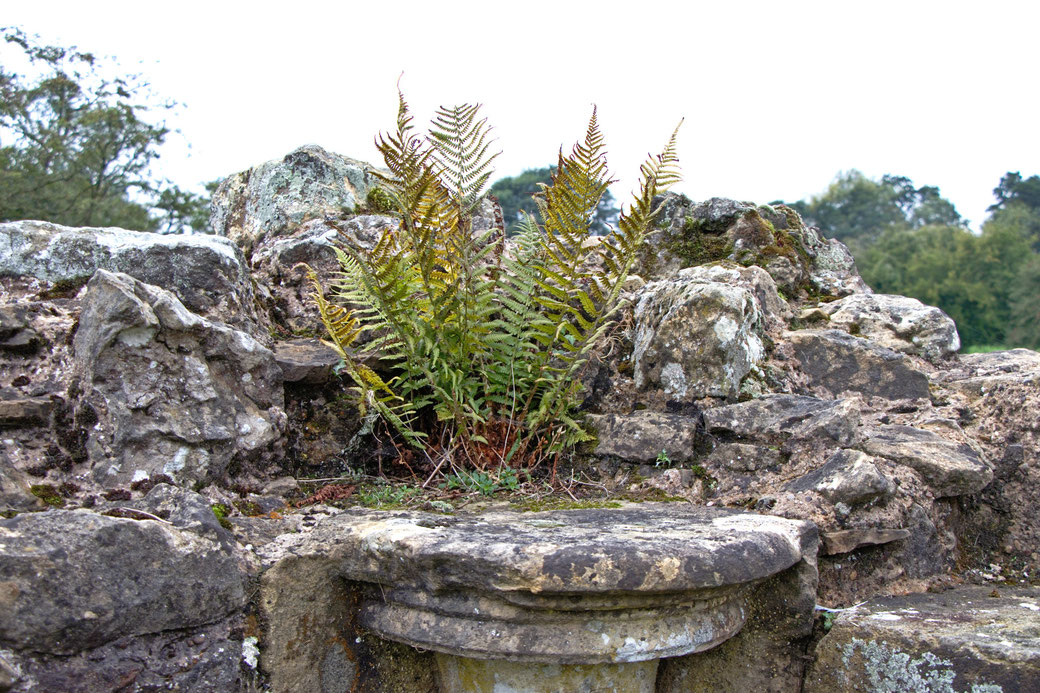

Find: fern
309;89;680;473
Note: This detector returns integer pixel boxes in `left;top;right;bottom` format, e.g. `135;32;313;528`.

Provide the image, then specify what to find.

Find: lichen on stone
840;638;1003;692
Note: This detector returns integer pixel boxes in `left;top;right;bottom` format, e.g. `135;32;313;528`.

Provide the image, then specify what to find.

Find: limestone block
805;587;1040;692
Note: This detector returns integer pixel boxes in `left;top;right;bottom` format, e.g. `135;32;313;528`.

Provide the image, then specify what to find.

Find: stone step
805;586;1040;692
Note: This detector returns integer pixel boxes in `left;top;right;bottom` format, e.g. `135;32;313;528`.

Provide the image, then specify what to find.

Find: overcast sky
5;0;1038;230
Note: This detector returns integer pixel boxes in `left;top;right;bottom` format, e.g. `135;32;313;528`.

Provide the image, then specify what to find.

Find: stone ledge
259;503;817;688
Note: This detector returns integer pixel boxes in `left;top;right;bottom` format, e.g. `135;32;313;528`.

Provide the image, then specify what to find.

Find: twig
814;601;867;613
113;508;172;524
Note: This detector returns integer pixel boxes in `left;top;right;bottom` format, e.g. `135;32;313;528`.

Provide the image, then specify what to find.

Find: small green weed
443;468;521;496
357;484;420;508
211;503;233;530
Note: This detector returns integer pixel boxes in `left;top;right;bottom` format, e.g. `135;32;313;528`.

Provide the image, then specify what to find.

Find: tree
989;172;1040;213
1008;255;1040;349
857;218;1033;348
0;27;208;232
491;166;619;234
789;170;963;246
987;172;1040;251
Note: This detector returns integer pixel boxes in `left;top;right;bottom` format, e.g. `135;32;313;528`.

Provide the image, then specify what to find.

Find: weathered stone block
805;587;1040;693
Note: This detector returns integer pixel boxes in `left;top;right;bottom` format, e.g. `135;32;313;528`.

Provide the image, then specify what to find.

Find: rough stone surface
273;338;341;384
819;293;961;362
657;524;819;693
0;397;51;429
210;144;383;255
702;395;861;446
0;455;43;513
0;220;259;334
259;552;438;693
632;267;767;399
801;228;872;297
820;528;912;555
250;214;392;337
3;616;249;693
259;504;816;684
786;449;895;506
585;411;701;463
860;424;992;498
635;195;869;298
935;348;1040;577
703;442;783;473
0;305;42;355
805;587;1040;693
280;505;813;598
128;484;237;549
787;328;931;400
73;270;285;487
0;509;246;654
934;348;1040;395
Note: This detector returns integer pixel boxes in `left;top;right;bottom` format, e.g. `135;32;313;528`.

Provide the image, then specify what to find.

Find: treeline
490;166;619;235
0;27;211;233
786;171;1040;350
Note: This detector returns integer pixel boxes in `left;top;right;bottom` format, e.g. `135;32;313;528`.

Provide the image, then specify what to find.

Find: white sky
5;0;1038;231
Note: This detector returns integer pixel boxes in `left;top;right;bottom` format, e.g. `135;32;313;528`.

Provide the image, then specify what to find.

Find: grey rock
934;348;1040;395
72;270;285;487
3;616;247;693
0;306;42;355
274;339;341;384
820;528;911;555
786;449;895;505
129;484;235;548
804;587;1040;693
0;397;51;429
803;229;872;297
702;395;861;446
0;220;259;333
210;144;383;255
704;442;782;472
634;195;869;299
861;424;992;497
0;454;44;513
819;293;960;362
787;329;931;400
584;411;700;463
632;267;767;400
0;510;246;654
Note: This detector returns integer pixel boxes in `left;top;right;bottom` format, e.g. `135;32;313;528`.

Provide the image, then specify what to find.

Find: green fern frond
312;89;681;470
428;103;501;213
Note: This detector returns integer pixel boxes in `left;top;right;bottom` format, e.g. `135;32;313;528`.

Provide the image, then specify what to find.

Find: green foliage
310;91;680;473
357;483;420;508
989;171;1040;215
443;468;520;496
1008;254;1040;349
491;166;619;234
655;449;671;468
789;170;963;245
0;27;209;232
796;169;1040;350
363;186;396;214
210;503;233;530
857;220;1032;348
30;483;65;508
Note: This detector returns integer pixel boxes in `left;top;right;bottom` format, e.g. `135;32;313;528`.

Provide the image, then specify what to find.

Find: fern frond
428;103;501;213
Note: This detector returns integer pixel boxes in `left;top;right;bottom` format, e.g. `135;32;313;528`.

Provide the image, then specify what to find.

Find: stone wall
2;145;1039;691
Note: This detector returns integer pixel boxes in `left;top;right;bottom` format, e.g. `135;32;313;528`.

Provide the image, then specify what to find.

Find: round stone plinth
435;653;658;693
327;504;816;665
